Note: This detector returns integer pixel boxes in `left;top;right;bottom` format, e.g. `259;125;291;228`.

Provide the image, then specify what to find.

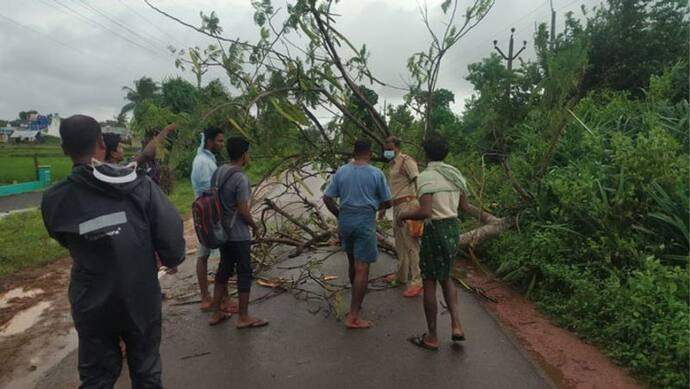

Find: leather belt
392;195;416;207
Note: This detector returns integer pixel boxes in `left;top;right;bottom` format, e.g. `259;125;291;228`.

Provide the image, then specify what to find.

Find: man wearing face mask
41;115;185;388
380;135;423;298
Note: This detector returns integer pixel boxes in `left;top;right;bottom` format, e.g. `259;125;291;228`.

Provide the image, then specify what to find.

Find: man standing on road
41;115;185;387
208;137;268;329
397;133;466;350
191;126;237;314
323;138;392;329
380;135;423;298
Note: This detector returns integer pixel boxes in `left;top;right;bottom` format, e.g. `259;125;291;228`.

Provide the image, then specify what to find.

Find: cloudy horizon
0;0;598;122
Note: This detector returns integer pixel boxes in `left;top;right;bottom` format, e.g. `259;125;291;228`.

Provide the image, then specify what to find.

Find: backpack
192;166;241;249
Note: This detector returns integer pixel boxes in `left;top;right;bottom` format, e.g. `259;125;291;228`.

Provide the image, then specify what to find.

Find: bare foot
200;299;212;311
208;312;231;326
345;316;374;329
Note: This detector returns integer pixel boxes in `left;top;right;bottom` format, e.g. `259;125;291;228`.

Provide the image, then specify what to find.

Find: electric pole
549;0;556;50
493;28;527;71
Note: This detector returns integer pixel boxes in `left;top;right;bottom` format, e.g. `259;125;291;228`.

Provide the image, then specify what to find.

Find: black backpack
192;166;240;249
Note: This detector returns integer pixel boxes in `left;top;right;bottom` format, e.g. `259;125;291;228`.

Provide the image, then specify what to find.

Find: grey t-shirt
216;165;251;242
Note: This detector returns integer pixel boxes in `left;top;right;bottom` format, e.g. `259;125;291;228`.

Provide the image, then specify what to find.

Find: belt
392;195;417;207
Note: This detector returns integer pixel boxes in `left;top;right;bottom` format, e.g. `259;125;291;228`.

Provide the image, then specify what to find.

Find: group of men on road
41;113;469;388
322;135;467;350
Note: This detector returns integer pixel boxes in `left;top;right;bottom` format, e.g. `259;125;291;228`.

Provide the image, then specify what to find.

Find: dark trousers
217;240;252;292
76;319;162;389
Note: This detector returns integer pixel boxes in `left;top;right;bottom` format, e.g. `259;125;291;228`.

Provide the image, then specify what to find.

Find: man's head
353;138;372;161
203;126;225;153
103;133;124;163
383;136;401;160
227;136;250;166
60;115;105;163
422;133;449;162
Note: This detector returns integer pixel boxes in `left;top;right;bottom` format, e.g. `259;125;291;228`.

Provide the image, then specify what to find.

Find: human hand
162;123;177;135
165;266;178;275
396;215;406;227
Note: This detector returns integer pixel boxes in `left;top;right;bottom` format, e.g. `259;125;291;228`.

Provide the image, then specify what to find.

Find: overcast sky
0;0;598;122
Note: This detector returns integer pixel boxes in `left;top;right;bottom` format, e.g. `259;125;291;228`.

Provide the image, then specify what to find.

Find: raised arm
134;122;176;165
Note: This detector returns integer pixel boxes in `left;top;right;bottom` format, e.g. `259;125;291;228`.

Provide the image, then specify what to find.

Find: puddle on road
0;287;45;309
0;301;52;337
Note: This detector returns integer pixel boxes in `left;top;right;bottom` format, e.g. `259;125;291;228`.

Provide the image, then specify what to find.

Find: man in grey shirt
208;137;268;329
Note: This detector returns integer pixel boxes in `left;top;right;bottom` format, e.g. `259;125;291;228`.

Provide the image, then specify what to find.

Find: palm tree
120;77;161;120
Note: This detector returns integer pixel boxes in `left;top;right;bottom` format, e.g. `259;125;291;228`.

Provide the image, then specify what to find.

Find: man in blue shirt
323;138;392;329
191;126;226;311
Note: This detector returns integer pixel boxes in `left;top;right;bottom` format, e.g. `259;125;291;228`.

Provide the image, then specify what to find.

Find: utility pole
493;28;527;71
549;0;556;50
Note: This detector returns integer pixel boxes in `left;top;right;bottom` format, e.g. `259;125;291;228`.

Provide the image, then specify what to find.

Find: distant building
0;127;14;143
10;130;41;143
46;115;61;138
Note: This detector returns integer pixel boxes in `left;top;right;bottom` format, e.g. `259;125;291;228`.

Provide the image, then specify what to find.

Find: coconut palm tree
120;77;161;120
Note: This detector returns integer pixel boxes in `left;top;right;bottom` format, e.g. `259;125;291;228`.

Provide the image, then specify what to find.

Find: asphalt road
37;250;553;389
0;191;42;213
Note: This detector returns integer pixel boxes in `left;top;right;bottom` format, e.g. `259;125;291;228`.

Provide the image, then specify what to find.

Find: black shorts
216;240;252;292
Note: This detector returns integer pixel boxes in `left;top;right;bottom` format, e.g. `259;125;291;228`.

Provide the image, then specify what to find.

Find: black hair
353;138;372;156
102;133;121;162
226;136;250;161
385;136;401;148
422;133;449;161
60;115;101;157
203;126;223;147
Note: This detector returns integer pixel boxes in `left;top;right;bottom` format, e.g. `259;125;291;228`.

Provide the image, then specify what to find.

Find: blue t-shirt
324;162;392;214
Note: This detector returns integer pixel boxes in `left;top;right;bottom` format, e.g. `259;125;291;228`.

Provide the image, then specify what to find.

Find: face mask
91;159;138;184
383;150;395;160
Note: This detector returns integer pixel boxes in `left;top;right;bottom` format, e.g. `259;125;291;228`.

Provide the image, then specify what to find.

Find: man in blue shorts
323;138;392;329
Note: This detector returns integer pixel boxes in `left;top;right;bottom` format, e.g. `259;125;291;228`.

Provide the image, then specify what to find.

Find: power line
0;12;130;74
75;0;171;55
51;0;168;59
117;0;185;48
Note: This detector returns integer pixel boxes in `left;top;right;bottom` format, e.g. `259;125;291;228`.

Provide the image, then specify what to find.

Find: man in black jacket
41;115;185;388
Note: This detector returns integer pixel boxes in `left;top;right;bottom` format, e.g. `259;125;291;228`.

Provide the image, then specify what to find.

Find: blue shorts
338;210;378;263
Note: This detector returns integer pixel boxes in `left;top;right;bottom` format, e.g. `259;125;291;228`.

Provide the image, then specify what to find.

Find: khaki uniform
389;153;421;287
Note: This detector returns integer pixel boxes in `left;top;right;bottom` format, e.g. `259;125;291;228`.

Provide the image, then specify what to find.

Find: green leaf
228;118;255;142
441;0;452;14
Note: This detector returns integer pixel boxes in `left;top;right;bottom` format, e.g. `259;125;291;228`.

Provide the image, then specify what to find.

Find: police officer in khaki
380;136;423;297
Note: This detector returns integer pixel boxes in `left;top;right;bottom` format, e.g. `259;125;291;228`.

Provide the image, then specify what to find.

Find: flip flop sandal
452;334;466;342
237;319;269;329
345;319;373;330
208;313;232;326
408;334;438;351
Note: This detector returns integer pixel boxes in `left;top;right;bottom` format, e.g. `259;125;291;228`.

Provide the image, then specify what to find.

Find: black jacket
41;164;185;332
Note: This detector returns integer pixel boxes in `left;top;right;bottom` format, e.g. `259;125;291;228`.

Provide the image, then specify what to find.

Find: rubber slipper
452;333;466;342
402;286;423;298
408;334;438;351
208;313;232;326
237;319;269;329
345;319;373;329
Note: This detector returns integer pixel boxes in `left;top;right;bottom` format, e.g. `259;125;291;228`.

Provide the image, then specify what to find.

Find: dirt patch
460;258;641;389
0;257;74;388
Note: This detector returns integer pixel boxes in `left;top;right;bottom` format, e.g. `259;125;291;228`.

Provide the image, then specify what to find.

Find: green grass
0;143;137;184
0;210;67;277
0;180;194;277
168;180;194;217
